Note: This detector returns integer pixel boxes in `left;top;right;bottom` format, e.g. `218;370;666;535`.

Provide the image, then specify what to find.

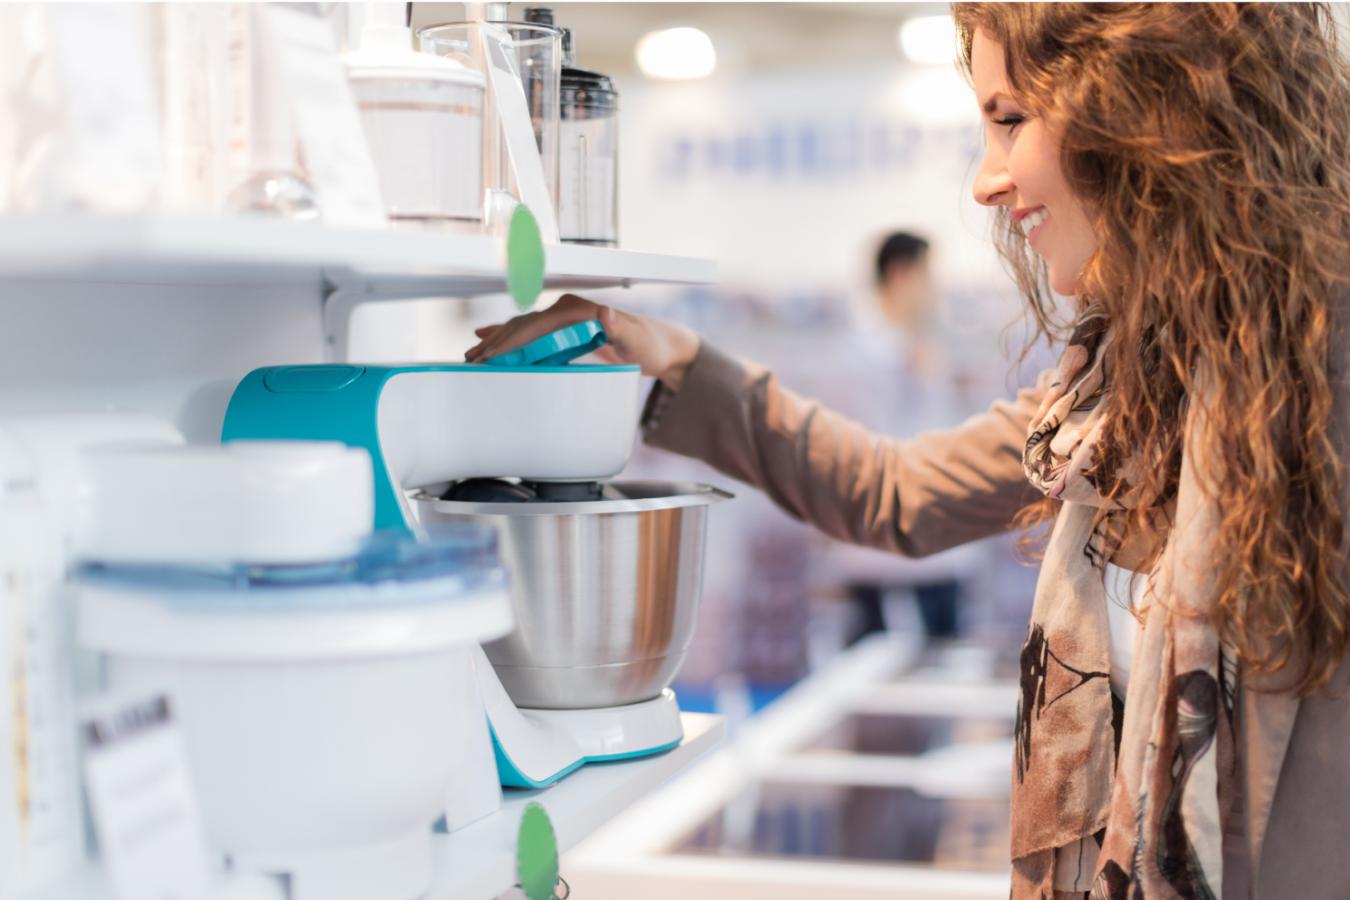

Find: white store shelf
432;712;724;899
0;214;717;296
31;712;724;900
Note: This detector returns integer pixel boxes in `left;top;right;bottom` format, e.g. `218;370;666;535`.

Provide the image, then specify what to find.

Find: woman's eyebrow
982;92;1013;114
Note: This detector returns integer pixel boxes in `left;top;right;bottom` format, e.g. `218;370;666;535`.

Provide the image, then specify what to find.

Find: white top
81;441;374;564
1103;562;1146;698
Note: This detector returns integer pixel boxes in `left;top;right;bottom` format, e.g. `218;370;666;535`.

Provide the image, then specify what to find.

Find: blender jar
522;9;619;246
418;21;562;225
346;27;486;230
558;34;619;246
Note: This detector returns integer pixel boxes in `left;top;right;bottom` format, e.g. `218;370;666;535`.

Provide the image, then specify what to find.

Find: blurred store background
410;2;1050;718
10;3;1346;895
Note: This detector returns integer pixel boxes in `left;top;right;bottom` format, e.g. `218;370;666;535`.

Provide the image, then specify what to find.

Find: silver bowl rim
412;480;733;517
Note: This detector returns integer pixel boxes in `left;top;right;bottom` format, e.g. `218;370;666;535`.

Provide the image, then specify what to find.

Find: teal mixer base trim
490;726;683;789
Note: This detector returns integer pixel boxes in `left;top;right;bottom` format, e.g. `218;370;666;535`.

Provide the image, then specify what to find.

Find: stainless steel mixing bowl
413;480;731;709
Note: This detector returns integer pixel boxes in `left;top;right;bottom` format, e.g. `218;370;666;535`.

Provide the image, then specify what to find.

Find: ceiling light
636;27;717;80
897;68;979;125
898;14;957;67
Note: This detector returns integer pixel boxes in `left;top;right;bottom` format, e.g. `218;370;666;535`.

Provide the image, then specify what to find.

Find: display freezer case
802;712;1012;756
565;633;1019;899
678;781;1010;871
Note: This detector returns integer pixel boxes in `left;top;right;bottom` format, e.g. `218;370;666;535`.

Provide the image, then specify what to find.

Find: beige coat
642;341;1350;899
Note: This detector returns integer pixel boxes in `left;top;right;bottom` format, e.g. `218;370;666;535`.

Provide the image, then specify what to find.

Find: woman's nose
973;149;1014;207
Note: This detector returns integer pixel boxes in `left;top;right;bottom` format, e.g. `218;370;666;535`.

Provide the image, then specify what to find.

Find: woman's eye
993;115;1025;131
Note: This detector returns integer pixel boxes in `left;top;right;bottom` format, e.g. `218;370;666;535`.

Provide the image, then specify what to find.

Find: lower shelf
432;712;725;899
32;712;725;900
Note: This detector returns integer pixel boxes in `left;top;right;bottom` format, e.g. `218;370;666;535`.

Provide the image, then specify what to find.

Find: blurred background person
822;231;990;646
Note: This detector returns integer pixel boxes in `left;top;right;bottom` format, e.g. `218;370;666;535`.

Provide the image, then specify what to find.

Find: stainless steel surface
414;481;730;709
435;480;731;516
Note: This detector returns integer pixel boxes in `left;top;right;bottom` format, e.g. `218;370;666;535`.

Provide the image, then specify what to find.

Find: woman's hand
465;294;701;391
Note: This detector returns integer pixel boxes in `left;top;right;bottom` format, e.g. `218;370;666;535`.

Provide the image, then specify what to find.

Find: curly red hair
954;2;1350;693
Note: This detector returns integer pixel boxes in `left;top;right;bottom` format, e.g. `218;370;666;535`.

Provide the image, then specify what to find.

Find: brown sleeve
641;340;1048;558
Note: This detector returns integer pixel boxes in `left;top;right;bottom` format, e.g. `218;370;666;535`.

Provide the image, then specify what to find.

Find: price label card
84;695;212;900
264;5;386;227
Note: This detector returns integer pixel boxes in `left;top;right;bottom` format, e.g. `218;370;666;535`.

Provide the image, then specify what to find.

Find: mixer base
473;647;685;789
522;690;684;759
489;654;688;710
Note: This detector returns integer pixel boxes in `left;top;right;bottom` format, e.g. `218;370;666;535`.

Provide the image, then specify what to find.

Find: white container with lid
76;442;513;900
345;16;486;230
0;414;183;897
81;440;373;565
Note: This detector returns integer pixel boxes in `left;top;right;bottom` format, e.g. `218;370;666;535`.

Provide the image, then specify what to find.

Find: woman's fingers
474;315;549;360
465;311;538;360
592;343;623;364
464;295;694;384
595;306;640;362
465;295;603;362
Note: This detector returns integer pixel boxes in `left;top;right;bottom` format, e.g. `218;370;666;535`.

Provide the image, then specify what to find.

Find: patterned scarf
1011;309;1236;899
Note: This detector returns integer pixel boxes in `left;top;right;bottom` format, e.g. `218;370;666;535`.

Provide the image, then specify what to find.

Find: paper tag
84;695;212;900
479;25;560;243
264;5;386;227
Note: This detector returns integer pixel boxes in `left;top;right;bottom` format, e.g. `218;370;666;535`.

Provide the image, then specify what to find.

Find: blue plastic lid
484;320;608;368
75;526;506;612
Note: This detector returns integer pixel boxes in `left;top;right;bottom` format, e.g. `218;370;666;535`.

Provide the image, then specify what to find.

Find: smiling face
970;30;1099;297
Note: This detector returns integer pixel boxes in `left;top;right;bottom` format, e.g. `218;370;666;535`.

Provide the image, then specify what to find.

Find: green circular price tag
507;204;546;311
517;802;559;900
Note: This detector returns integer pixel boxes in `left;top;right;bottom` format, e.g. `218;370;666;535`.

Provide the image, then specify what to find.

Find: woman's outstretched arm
642;340;1045;557
468;294;1046;558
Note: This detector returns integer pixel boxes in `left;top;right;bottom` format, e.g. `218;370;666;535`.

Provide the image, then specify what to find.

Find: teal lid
484;320;608;367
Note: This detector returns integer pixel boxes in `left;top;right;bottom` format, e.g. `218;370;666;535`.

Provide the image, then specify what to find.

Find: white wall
0;279;327;441
615;61;1013;303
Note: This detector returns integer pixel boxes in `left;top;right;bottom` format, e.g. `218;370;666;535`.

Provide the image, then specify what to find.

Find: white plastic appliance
219;322;693;791
345;5;486;229
74;440;514;900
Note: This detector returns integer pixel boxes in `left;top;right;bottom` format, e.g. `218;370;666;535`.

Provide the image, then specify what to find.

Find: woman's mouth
1019;207;1049;247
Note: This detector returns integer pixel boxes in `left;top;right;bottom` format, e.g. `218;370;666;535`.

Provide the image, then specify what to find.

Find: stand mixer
221;321;731;789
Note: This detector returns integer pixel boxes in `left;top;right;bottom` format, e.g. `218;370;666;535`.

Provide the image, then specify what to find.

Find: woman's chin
1047;266;1083;298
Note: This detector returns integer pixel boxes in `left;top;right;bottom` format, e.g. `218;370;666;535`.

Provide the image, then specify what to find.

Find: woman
469;4;1350;897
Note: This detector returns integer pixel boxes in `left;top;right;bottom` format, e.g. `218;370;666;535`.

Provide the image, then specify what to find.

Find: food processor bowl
414;480;731;709
76;473;512;900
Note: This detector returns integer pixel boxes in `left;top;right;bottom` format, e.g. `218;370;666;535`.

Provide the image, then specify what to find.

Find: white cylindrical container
75;443;514;900
81;440;373;566
417;21;563;221
346;23;486;230
78;533;512;900
555;27;620;246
